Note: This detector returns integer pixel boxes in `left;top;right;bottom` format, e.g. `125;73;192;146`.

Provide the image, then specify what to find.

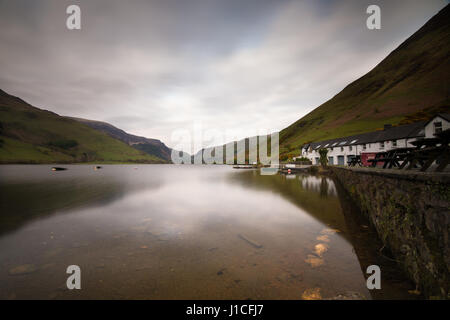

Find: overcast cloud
0;0;447;151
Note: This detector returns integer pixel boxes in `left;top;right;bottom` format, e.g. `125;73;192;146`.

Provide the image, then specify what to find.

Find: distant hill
279;4;450;159
0;89;165;164
2;5;449;164
66;117;173;162
191;5;450;163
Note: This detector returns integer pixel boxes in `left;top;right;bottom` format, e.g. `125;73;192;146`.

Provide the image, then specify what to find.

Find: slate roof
303;121;426;150
424;113;450;126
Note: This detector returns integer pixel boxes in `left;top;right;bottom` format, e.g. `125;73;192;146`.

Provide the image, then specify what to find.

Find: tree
319;148;328;167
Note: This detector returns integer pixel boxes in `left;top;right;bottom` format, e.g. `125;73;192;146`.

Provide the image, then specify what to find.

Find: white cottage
424;114;450;138
297;114;450;166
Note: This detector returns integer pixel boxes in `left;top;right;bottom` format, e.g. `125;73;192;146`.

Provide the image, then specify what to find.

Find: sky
0;0;447;151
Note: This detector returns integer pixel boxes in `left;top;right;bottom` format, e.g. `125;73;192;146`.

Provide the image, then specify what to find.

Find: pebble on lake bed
320;228;341;235
9;264;37;276
302;288;322;300
326;291;366;300
305;254;324;267
316;235;330;242
314;243;329;257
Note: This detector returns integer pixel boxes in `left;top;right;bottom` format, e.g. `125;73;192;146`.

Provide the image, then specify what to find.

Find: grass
0;90;164;164
279;5;450;158
0;136;72;163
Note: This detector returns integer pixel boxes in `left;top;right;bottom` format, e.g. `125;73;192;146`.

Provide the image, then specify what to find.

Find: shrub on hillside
48;139;78;150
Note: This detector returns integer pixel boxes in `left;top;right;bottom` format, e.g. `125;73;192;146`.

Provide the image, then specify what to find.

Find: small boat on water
94;166;102;170
232;165;257;169
51;167;67;171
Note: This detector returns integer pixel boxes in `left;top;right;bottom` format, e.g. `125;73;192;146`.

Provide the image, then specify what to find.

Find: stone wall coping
331;166;450;184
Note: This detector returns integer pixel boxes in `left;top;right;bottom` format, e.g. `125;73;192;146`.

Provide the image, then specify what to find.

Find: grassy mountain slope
280;4;450;159
0;89;164;164
66;117;173;162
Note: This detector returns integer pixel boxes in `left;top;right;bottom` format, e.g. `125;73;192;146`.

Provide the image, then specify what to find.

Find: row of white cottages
296;114;450;166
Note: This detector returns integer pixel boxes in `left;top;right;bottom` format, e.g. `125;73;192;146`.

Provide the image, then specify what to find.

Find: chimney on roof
384;124;392;130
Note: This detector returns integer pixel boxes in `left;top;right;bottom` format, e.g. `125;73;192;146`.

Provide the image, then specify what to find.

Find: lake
0;165;417;299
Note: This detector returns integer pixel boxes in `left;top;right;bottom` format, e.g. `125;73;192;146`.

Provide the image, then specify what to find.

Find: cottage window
340;147;344;152
434;121;442;134
380;142;385;149
392;140;397;147
349;146;352;151
363;144;366;150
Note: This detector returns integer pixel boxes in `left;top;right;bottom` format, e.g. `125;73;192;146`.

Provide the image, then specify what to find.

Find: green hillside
0;89;164;164
66;116;174;162
280;4;450;159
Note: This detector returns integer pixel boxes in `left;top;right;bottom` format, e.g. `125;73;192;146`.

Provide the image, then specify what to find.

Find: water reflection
298;175;337;197
226;171;349;242
0;165;416;299
0;165;163;236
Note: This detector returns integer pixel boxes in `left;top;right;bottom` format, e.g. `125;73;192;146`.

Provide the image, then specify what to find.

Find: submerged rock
217;268;226;276
238;234;263;249
326;291;366;300
316;235;330;242
320;228;341;235
305;254;324;267
314;243;329;257
9;264;37;276
302;288;322;300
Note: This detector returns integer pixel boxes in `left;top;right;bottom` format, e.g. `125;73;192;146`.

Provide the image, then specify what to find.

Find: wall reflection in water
298;175;337;197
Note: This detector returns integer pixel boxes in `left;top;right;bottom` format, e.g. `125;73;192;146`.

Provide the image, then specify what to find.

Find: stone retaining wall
331;167;450;299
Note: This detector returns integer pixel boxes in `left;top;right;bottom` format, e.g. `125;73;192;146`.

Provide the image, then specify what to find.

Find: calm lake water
0;165;417;299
